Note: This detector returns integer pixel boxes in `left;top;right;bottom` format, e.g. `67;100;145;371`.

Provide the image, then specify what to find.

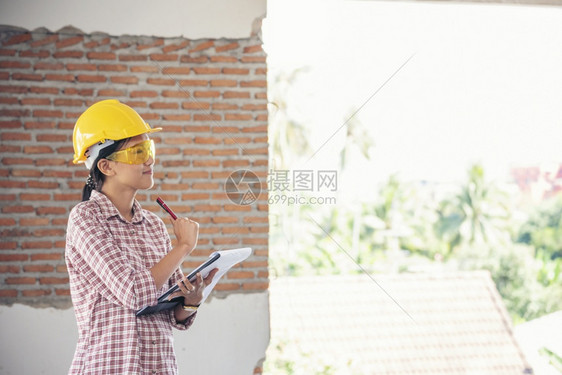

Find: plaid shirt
65;190;196;375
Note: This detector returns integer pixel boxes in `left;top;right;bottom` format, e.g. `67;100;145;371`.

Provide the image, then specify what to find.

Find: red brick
137;39;164;51
0;265;20;273
2;33;31;46
98;89;125;97
0;180;26;188
147;78;175;86
0;120;21;128
20;193;50;201
34;61;64;70
2;157;34;166
193;67;220;75
55;289;71;296
162;40;190;53
180;55;208;64
35;159;67;167
119;54;148;62
162;114;191;121
228;271;254;279
223;91;250;99
190;41;214;53
214;283;240;291
110;76;139;84
32;109;63;118
43;170;72;178
27;180;59;189
31;253;61;261
98;64;127;71
0;241;17;250
241;56;266;63
242;125;267;133
0;290;18;297
162;67;191;75
34;228;65;237
12;73;43;81
243;45;263;54
23;265;55;273
211;79;237;87
63;88;93;96
0;254;28;262
56;36;83;49
222;68;249;75
181;102;209;110
87;51;116;60
30;34;58;48
0;49;16;56
226;114;252;121
149;102;178;109
210;56;237;63
5;277;36;285
0;60;30;69
130;90;157;98
243;282;269;290
161;90;189;98
24;121;56;129
45;74;74;82
149;53;178;61
52;50;83;59
215;42;239;53
223;160;250;167
67;63;97;71
0;84;28;93
241;80;267;88
54;98;83;107
1;132;31;141
194;91;220;98
20;218;50;226
77;74;106;83
22;241;52;249
39;277;69;285
24;145;53;154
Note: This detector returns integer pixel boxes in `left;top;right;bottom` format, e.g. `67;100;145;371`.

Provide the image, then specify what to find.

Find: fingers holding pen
170;216;199;253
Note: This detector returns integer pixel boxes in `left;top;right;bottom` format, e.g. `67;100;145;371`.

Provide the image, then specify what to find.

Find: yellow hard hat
72;99;162;166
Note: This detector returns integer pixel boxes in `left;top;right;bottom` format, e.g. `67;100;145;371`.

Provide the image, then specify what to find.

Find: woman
65;99;217;374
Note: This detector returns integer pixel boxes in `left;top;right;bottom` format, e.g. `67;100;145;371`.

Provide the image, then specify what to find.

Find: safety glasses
106;139;155;165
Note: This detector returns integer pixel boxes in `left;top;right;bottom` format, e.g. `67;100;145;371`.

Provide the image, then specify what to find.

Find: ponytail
81;139;128;201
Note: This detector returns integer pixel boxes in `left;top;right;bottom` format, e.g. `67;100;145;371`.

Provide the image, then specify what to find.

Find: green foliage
264;337;362;375
434;164;512;258
539;347;562;372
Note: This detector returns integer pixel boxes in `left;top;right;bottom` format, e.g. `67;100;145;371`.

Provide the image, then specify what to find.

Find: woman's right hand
171;217;199;254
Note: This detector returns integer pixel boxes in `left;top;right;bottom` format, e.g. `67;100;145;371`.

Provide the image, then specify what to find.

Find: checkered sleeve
67;205;158;311
158;219;198;330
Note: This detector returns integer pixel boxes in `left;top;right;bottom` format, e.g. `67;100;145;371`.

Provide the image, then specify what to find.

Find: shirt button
152;370;156;374
152;340;156;345
130;229;135;235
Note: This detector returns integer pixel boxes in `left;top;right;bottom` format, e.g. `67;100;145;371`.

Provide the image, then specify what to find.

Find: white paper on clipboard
199;247;252;303
136;247;252;316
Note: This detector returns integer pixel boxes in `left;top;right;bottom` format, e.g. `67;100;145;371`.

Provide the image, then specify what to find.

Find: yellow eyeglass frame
106;139;155;165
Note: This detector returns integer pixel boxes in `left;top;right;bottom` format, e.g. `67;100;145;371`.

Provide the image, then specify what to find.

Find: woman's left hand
169;268;219;306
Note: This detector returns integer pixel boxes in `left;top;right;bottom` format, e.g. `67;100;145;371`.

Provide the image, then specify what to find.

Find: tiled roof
269;271;532;374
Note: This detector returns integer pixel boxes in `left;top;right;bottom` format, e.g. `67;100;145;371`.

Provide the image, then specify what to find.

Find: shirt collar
90;190;145;224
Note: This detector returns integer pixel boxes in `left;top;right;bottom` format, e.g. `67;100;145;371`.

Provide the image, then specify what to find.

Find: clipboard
136;247;252;316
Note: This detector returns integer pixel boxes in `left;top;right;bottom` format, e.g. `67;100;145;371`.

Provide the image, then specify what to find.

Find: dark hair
82;139;129;201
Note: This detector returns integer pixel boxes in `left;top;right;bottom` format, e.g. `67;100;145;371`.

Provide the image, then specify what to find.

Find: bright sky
263;0;562;195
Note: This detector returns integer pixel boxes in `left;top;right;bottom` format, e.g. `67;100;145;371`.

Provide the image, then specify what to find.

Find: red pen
156;197;177;220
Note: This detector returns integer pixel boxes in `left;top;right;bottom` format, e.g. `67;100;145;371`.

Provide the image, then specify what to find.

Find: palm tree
435;164;510;257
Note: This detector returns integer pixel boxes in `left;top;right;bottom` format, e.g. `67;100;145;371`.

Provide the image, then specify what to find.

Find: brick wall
0;26;269;307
